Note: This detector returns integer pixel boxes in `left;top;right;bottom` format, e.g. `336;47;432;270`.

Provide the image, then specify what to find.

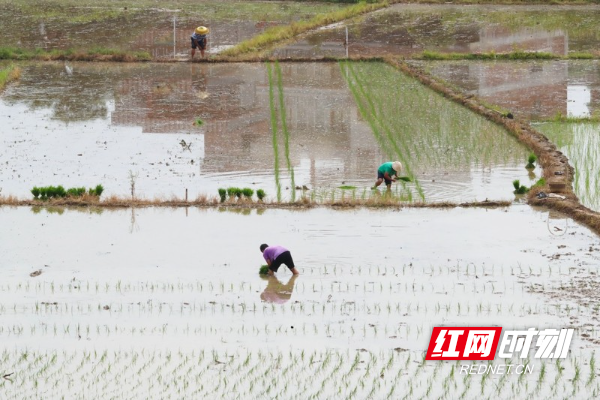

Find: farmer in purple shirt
260;244;299;275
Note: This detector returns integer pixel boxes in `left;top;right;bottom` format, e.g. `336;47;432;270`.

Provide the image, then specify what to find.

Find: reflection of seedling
257;189;266;201
259;265;270;275
242;188;254;199
526;153;537;169
218;188;226;203
513;180;528;194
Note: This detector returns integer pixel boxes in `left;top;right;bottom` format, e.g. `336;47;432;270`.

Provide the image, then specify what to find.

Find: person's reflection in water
260;275;298;304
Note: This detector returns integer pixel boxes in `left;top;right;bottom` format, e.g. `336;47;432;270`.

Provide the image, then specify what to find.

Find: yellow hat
195;26;209;35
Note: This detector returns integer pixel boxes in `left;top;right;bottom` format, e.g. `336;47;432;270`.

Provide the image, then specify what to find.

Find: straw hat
195;26;209;35
392;161;403;172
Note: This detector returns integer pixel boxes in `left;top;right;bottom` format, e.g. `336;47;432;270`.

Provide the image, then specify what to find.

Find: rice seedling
0;64;21;91
194;118;204;127
218;188;227;203
242;188;254;200
513;180;529;195
526;154;537;170
256;189;266;201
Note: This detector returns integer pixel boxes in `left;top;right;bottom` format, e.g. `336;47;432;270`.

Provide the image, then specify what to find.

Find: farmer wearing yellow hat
372;161;403;190
191;26;209;58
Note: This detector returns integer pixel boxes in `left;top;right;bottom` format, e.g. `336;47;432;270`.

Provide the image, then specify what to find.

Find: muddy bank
0;195;511;210
384;57;600;236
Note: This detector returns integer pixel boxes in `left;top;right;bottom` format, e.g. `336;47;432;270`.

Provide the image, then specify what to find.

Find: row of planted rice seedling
217;187;266;203
30;184;104;199
340;61;531;202
0;347;597;399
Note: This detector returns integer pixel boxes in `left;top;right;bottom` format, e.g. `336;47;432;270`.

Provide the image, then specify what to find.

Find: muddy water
537;122;600;211
0;61;532;202
419;60;600;121
2;206;596;279
0;205;598;349
0;1;343;58
273;4;600;58
1;205;599;397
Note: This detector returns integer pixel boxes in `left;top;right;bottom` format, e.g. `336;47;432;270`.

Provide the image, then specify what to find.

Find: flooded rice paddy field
0;0;345;58
0;61;533;203
272;4;600;59
1;206;600;398
536;122;600;212
417;60;600;121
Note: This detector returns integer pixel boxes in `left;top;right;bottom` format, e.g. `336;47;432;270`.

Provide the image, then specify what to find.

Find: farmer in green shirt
372;161;403;189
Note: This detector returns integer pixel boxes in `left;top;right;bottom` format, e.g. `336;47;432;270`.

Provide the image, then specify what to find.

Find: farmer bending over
260;244;299;276
191;26;209;59
372;161;402;190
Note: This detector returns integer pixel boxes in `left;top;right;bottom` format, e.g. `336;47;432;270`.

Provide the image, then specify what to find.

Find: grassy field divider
382;56;600;236
420;50;600;61
0;47;151;62
219;2;387;58
0;64;21;91
275;61;296;201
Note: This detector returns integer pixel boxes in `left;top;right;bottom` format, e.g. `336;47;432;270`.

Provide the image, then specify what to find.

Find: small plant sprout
194;118;204;126
526;153;537;169
256;189;266;201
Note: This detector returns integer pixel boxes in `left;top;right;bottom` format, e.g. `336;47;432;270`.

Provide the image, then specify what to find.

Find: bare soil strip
0;195;511;210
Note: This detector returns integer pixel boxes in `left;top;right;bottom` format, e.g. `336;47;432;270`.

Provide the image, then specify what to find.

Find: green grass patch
338;185;357;190
421;50;559;61
0;64;21;91
0;46;150;61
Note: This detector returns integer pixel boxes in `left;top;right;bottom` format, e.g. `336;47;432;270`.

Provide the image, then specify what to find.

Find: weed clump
194;118;204;126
